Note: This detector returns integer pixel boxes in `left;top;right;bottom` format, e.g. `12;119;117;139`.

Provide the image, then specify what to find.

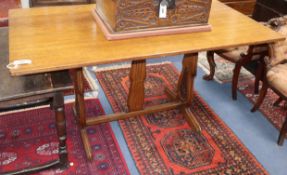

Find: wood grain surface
8;0;285;76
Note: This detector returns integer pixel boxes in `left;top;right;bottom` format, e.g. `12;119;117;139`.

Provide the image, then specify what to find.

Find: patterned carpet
198;52;253;83
0;99;129;174
95;63;267;174
198;53;287;132
239;80;287;131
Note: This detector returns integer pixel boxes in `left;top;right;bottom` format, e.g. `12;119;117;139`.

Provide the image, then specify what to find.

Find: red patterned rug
95;63;268;174
238;80;286;131
0;99;129;175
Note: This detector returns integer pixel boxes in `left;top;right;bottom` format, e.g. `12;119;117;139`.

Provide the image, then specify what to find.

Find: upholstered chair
251;16;287;145
204;36;268;100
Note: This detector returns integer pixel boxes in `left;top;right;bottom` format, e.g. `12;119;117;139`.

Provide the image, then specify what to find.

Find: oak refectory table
8;0;285;160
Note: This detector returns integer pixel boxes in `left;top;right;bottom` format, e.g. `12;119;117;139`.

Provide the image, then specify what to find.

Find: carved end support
127;60;146;111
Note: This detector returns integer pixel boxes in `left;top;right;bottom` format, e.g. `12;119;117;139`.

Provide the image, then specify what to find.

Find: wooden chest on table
92;0;212;40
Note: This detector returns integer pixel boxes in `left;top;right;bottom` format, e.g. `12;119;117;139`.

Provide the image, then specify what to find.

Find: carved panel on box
172;0;211;24
115;0;211;32
116;0;158;31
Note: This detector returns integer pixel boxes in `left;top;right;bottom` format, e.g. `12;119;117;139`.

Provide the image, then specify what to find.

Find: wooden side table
0;28;73;174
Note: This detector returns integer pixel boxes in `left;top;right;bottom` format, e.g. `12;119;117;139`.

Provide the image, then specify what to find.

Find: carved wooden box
92;0;212;40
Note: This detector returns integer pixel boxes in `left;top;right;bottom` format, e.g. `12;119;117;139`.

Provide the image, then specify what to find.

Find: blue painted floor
86;55;287;175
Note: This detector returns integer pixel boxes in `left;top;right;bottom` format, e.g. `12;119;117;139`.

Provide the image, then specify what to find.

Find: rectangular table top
8;0;285;76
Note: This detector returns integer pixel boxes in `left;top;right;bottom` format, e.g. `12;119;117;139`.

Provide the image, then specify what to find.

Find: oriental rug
0;99;129;175
198;52;253;83
95;63;268;175
238;80;286;131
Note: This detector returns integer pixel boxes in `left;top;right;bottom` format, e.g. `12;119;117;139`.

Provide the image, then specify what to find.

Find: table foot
182;107;201;132
80;129;93;160
177;53;202;132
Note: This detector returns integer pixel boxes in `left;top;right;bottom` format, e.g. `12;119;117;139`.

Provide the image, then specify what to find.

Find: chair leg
52;92;68;168
278;113;287;146
232;63;242;100
254;77;260;94
203;51;216;81
254;61;264;94
274;96;284;107
251;79;268;112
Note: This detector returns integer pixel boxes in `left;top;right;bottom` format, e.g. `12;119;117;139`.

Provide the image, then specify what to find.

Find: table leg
53;92;68;168
178;53;201;132
73;68;93;160
127;60;146;111
73;68;86;127
76;57;200;160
